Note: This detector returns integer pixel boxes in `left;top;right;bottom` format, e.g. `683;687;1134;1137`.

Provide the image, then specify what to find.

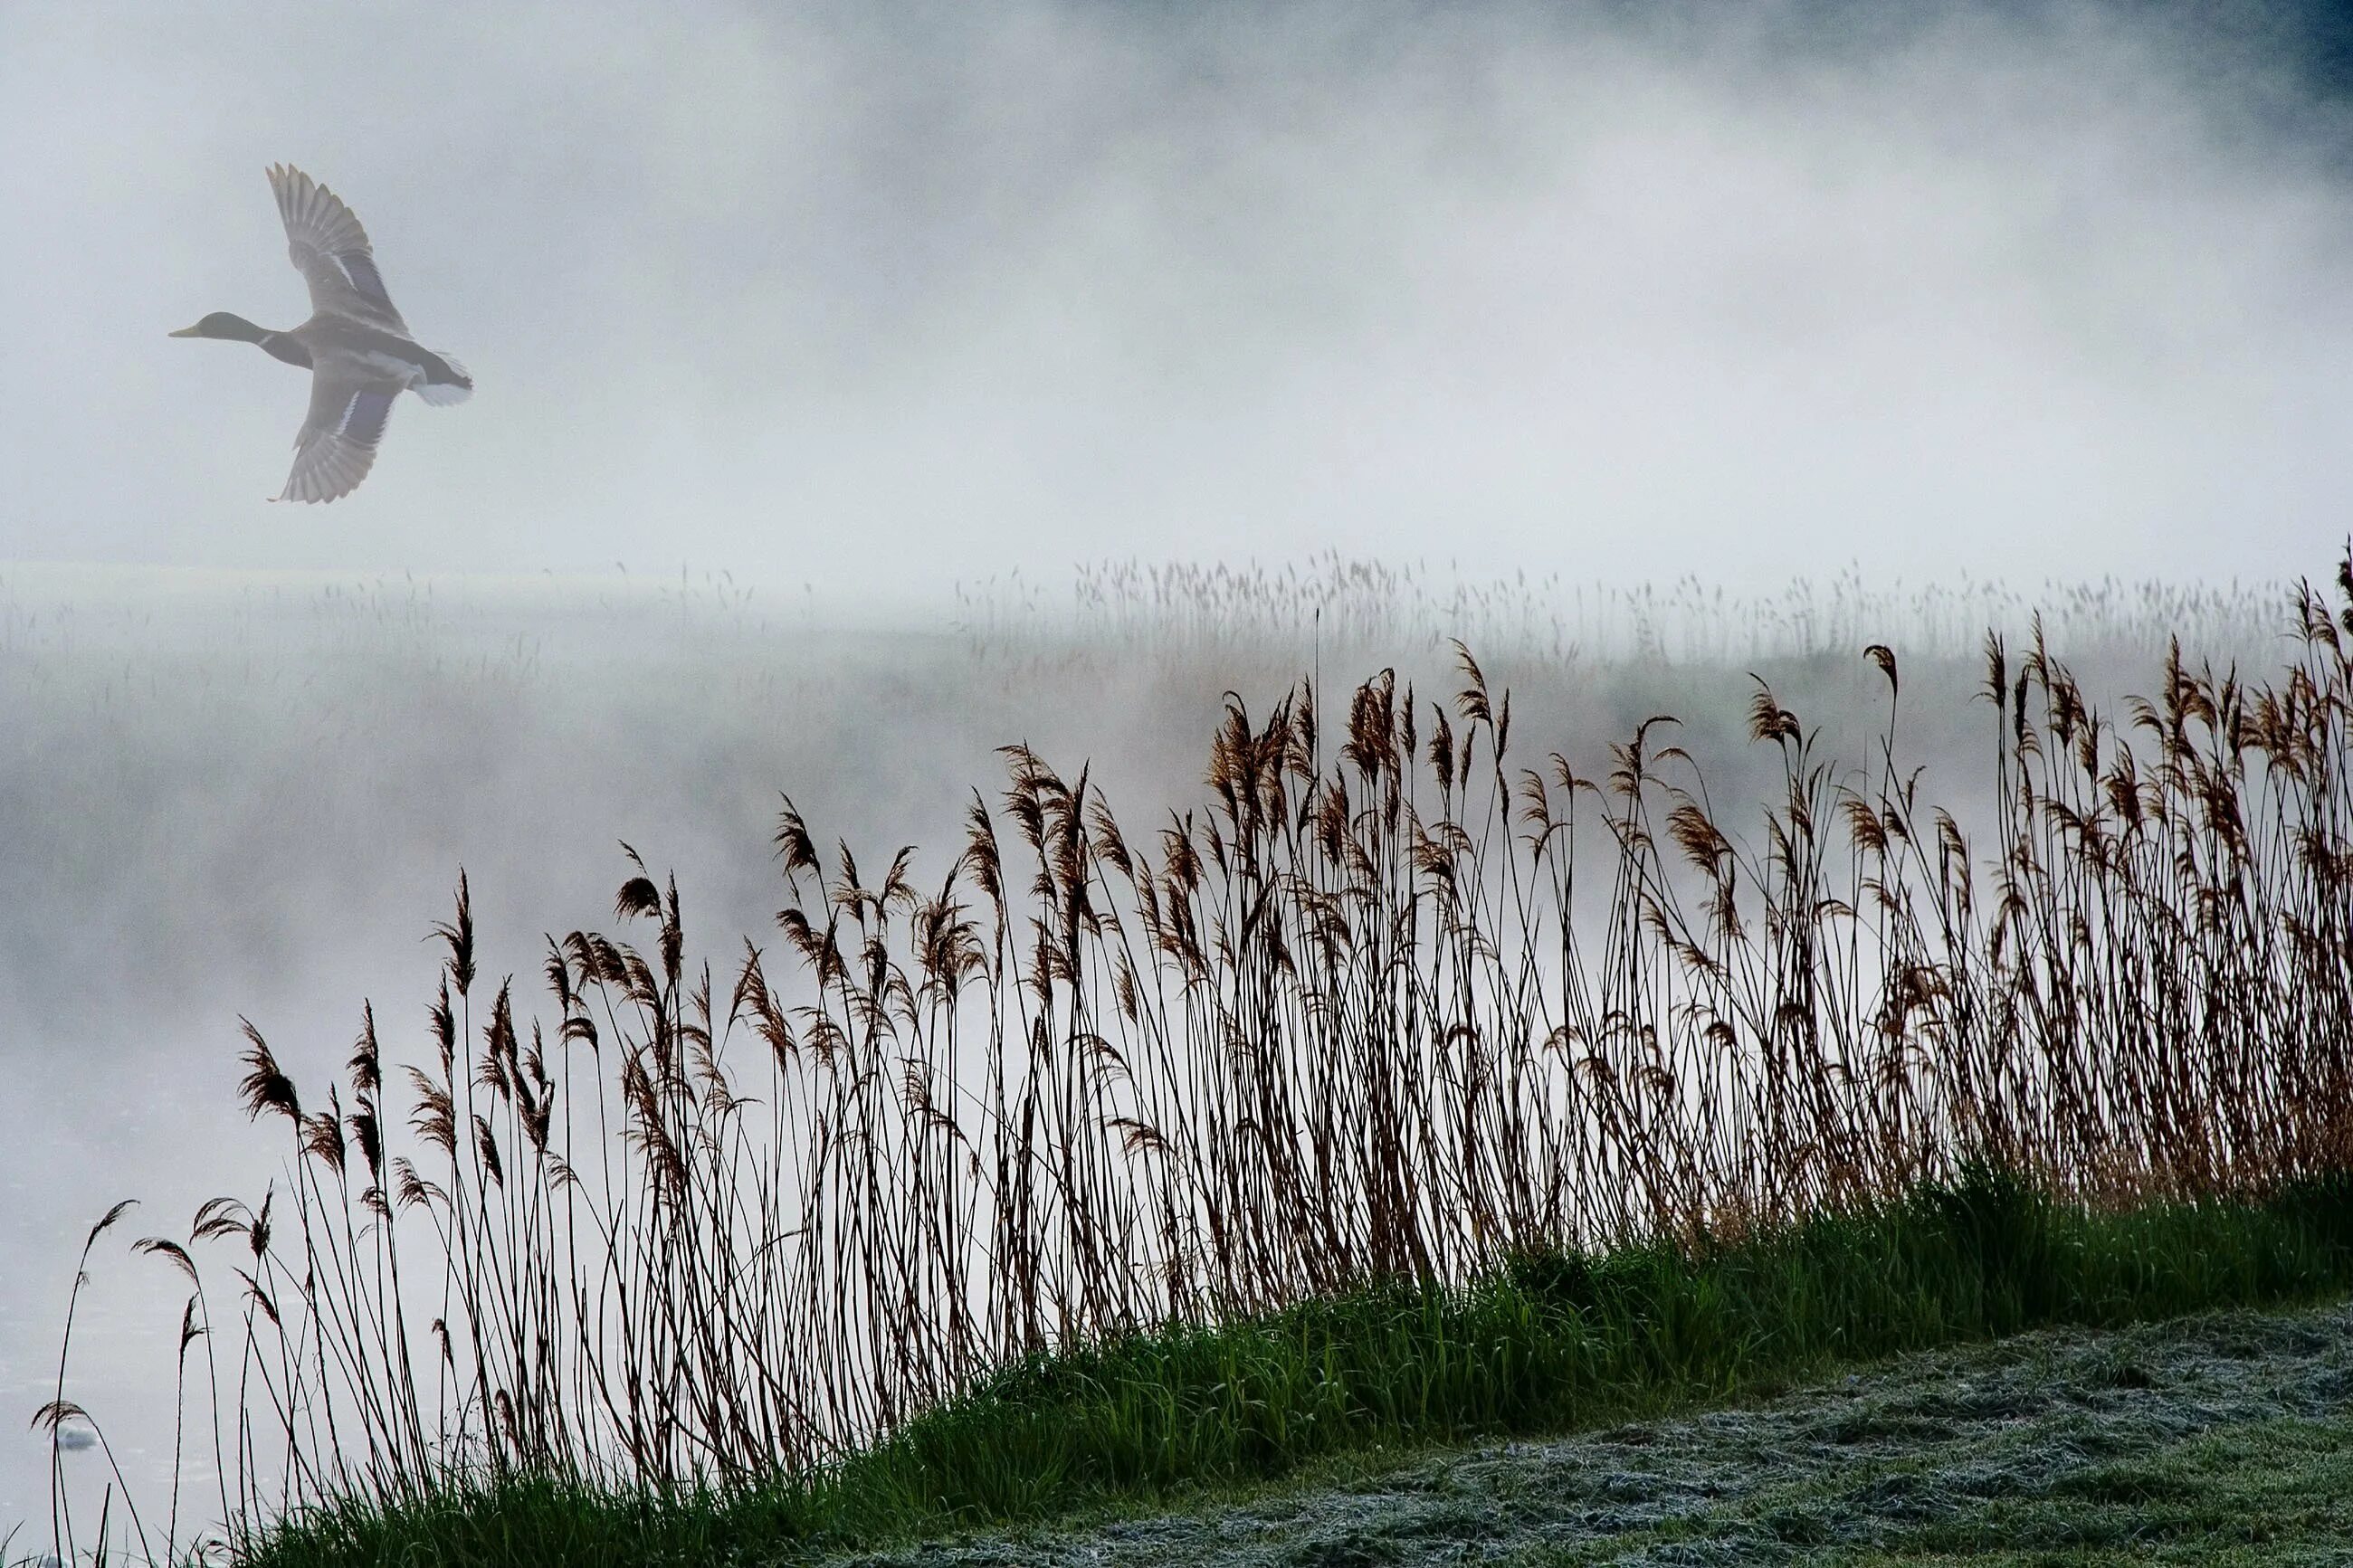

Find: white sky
3;1;2350;603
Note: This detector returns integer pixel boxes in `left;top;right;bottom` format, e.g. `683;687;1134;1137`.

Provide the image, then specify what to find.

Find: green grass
240;1168;2353;1568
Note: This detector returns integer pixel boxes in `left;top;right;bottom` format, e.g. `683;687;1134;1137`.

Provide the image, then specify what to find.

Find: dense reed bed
36;546;2353;1564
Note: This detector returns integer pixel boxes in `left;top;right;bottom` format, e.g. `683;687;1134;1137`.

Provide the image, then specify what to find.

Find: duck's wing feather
268;165;406;329
281;371;396;504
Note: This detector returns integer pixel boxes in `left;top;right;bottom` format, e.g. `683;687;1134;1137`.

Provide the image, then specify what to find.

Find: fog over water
8;3;2353;588
3;0;2350;1538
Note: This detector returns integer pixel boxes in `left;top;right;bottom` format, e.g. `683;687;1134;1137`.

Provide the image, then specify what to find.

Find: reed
39;545;2353;1563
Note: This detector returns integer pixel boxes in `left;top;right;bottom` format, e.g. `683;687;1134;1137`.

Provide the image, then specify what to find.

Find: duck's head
168;311;269;343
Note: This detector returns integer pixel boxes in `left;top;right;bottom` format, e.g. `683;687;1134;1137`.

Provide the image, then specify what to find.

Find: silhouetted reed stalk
52;547;2353;1558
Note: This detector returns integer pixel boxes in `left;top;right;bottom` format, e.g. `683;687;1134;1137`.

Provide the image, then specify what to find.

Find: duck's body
171;166;471;503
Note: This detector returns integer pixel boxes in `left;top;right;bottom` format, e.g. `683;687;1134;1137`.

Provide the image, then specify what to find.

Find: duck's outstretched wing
268;164;406;330
280;370;396;504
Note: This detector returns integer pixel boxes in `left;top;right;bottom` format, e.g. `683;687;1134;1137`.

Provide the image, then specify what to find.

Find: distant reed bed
34;546;2353;1563
955;552;2284;668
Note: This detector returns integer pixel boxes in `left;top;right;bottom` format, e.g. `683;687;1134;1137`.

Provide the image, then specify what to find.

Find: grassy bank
242;1169;2353;1568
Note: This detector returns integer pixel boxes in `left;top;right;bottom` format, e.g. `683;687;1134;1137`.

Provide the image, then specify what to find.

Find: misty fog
4;0;2349;1536
7;3;2353;590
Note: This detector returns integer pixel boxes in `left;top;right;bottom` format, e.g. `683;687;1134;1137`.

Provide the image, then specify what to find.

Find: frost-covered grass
1830;1418;2353;1565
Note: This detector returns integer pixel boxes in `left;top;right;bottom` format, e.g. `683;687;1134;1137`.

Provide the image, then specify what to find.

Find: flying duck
171;166;472;503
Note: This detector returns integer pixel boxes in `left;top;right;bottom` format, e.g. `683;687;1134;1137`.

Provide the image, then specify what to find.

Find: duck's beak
167;323;203;337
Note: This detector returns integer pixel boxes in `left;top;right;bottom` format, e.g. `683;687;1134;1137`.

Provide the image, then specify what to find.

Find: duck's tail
415;352;473;406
